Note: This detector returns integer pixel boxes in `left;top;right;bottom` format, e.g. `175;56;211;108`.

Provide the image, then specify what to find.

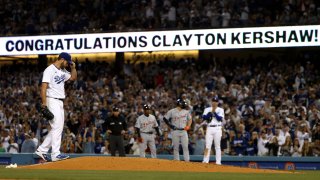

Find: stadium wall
0;154;319;170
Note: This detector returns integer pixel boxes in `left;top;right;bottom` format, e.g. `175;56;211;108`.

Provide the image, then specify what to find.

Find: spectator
74;134;83;153
301;137;313;156
101;140;110;155
7;138;19;153
246;132;258;156
312;123;320;141
257;131;269;156
21;133;36;153
62;135;75;153
0;141;5;153
292;138;302;157
0;129;10;152
193;131;205;155
157;138;173;154
94;136;104;154
232;131;247;156
83;128;95;154
313;139;320;156
280;136;293;156
131;137;140;155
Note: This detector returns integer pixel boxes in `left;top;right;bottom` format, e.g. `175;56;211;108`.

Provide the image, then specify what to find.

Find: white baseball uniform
37;64;71;159
135;114;159;158
202;106;224;165
164;108;192;161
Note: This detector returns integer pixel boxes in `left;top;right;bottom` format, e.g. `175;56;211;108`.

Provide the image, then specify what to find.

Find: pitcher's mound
21;157;290;174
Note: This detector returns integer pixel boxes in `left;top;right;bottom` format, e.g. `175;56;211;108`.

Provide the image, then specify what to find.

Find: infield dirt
20;157;293;174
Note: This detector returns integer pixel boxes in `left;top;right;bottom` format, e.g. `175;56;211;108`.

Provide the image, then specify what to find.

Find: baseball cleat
35;150;48;161
52;154;69;162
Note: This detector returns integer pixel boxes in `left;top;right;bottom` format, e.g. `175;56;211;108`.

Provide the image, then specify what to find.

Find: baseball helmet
112;106;119;112
143;104;151;110
177;99;187;108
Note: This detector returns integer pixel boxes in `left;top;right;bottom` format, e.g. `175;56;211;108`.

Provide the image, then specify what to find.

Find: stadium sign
0;25;319;55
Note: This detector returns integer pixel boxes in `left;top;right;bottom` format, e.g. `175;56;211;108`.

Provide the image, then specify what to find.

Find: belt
141;132;153;134
48;97;64;101
174;128;185;131
209;125;221;127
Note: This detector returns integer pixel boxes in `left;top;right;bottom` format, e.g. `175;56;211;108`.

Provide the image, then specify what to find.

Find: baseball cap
59;52;72;65
212;96;219;102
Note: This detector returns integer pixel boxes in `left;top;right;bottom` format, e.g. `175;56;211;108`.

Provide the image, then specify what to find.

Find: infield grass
0;169;319;180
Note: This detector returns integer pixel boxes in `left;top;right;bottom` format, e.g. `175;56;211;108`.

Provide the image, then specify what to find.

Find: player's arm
202;108;212;122
41;82;48;106
153;117;161;136
163;117;177;130
213;108;224;122
135;117;141;138
68;62;77;81
136;128;141;137
154;127;161;136
163;110;176;129
184;113;192;131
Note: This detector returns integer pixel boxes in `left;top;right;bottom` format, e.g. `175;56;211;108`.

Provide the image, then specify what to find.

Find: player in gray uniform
135;104;161;158
163;99;192;162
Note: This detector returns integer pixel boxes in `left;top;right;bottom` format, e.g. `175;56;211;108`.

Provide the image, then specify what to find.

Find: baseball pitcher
35;52;77;162
163;99;192;162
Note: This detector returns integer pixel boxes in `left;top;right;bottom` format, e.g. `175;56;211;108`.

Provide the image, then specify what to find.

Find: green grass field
0;168;319;180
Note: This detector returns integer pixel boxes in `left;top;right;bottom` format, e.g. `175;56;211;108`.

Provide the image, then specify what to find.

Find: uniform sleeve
42;67;52;83
153;116;159;127
202;108;210;116
218;108;225;119
135;117;140;128
186;111;192;121
164;110;172;120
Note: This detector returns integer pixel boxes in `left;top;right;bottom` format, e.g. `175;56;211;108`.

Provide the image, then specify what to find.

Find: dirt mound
21;157;290;174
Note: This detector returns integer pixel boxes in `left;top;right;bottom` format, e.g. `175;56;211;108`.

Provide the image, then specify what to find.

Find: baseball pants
139;133;157;158
172;130;190;161
37;97;64;158
203;126;222;164
109;134;125;156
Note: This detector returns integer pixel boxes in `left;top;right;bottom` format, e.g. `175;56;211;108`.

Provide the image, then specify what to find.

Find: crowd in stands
1;0;320;158
1;0;320;36
1;53;320;157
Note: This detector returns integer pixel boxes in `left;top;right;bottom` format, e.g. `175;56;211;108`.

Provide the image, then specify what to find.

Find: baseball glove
202;112;213;123
184;126;190;131
137;137;144;143
41;106;54;120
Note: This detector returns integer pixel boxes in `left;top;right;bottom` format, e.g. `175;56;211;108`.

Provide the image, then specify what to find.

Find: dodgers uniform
202;100;224;165
36;52;75;162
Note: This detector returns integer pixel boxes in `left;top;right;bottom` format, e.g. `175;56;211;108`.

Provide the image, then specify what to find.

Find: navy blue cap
59;52;72;65
212;96;219;102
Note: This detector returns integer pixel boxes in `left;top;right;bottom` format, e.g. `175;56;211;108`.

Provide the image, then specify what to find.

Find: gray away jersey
164;108;191;129
135;114;158;132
